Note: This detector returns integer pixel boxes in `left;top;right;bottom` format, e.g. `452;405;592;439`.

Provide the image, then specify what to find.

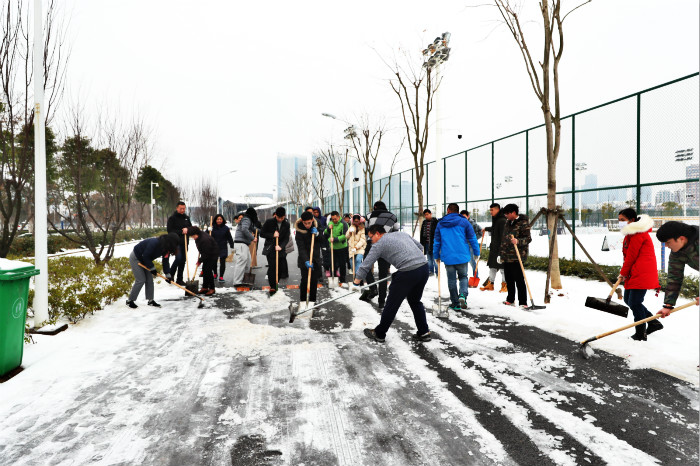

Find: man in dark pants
482;203;507;292
360;201;399;309
260;207;291;295
324;211;349;285
166;201;193;286
419;208;438;276
295;211;322;309
498;204;532;308
189;226;219;296
353;225;430;343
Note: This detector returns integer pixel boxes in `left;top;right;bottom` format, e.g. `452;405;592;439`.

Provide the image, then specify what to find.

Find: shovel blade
585;297;628;318
327;277;338;288
468;277;480;288
242;272;256;287
185;280;199;296
289;302;299;323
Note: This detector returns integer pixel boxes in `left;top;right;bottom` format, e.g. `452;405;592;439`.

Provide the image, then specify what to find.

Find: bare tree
281;172;311;217
346;114;402;214
315;143;352;214
312;156;329;212
495;0;590;297
193;177;216;227
0;0;68;257
387;46;441;233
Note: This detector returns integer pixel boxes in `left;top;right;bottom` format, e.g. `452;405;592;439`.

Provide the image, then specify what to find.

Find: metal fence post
572;114;576;261
464;150;468;209
525;130;529;219
491;142;495;203
636;93;642;210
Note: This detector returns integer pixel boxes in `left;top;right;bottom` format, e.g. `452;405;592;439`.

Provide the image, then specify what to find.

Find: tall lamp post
217;169;238;215
423;32;451;216
575;162;587;223
675;148;694;217
150;181;159;228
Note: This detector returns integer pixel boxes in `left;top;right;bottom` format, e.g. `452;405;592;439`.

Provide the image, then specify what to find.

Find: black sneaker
363;328;385;343
646;319;664;335
630;331;647;341
359;289;378;303
377;302;385;310
412;331;432;342
126;299;138;309
147;300;161;307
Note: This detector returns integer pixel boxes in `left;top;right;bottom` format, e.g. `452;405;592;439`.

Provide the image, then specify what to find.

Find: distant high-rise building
277;153;307;200
686;164;699;207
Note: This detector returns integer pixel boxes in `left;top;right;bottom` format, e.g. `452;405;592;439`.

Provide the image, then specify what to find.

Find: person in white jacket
347;215;367;279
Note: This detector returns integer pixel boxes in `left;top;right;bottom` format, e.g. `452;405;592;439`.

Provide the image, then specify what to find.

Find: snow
0;258;34;270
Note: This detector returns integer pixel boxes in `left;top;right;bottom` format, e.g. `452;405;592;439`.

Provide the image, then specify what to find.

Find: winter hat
300;211;314;221
656;221;694;242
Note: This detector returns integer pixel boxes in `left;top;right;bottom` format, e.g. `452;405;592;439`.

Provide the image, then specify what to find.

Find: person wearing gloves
360;201;400;309
260;207;291;295
655;221;699;318
127;233;180;308
166;202;193;286
617;209;660;341
324;211;349;285
353;225;430;343
433;203;480;311
311;207;330;277
482;203;507;292
295;211;322;307
498;204;532;308
189;226;220;296
347;215;367;278
211;214;235;283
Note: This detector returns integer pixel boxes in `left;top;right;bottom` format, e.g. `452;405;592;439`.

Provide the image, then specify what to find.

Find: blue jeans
353;254;363;272
426;253;436;274
375;264;429;339
445;263;469;306
624;289;652;325
469;256;478;277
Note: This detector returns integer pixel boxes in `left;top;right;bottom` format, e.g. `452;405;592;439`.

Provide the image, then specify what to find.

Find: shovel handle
607;277;623;302
137;263;203;301
512;238;537;305
293;275;392;318
582;301;696;344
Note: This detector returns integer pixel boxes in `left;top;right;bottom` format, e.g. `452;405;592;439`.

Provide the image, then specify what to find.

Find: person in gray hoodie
232;207;259;285
353;224;430;343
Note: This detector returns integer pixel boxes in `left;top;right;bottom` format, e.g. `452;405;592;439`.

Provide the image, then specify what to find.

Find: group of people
125;197;698;347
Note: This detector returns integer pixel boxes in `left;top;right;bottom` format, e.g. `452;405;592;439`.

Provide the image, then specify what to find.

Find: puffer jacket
211;219;234;257
664;224;699;306
500;214;532;263
347;225;367;255
324;220;348;250
620;214;659;290
294;218;322;269
433;212;480;265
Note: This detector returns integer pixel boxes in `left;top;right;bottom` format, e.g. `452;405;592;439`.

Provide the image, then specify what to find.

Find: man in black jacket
166;202;193;286
127;233;179;308
189;226;219;296
482;203;507;292
419;209;438;276
294;211;322;307
359;201;399;309
260;207;291;295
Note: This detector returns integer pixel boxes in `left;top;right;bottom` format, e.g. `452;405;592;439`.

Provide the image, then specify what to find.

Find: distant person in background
343;213;353;268
312;207;330;277
324;211;349;285
347;214;367;281
211;214;234;283
127;233;179;308
189;226;219;296
166;201;192;286
482;203;507;292
461;210;482;279
655;221;699;318
617;208;660;341
419;209;439;276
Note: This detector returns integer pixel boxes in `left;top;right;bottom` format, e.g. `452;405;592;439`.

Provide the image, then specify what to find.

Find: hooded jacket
347;224;367;255
620;214;660;290
294;218;322;270
500;214;532;263
211;215;234;256
166;210;193;245
260;216;291;256
433;212;480;265
486;211;507;269
312;207;327;230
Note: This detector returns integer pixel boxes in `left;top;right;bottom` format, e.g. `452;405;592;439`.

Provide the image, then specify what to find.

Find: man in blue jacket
434;203;480;311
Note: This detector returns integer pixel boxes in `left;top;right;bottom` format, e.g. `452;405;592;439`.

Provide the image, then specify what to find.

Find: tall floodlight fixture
575;162;588;223
150;181;159;228
33;0;49;327
423;32;451;216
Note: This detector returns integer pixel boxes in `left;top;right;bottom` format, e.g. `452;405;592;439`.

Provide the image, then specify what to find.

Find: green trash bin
0;259;40;377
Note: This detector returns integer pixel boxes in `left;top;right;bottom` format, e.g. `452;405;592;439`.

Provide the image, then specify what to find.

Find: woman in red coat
618;208;660;341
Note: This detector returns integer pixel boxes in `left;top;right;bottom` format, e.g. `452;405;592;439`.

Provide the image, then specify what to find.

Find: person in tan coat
347;215;367;280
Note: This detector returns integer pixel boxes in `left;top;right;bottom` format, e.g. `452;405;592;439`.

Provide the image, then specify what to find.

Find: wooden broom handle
589;301;696;341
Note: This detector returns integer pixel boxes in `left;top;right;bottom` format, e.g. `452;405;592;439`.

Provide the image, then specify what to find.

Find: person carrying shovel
347;215;367;282
189;226;219;296
260;207;290;296
294;211;322;309
498;204;532;309
126;233;180;308
324;211;349;287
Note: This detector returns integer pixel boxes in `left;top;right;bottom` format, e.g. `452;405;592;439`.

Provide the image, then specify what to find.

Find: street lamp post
675;148;694;217
575;162;587;224
217;169;238;215
323;113;358;213
150;181;159;228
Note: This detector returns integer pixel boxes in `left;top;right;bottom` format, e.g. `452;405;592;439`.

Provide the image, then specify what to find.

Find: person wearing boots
166;202;193;286
617;209;660;341
347;215;367;280
498;204;531;308
324;211;349;286
189;226;219;296
127;233;180;308
295;211;322;308
482;203;507;292
260;207;291;296
359;201;399;309
211;214;234;283
232;207;258;286
434;203;480;311
419;209;439;276
655;221;699;318
353;225;430;343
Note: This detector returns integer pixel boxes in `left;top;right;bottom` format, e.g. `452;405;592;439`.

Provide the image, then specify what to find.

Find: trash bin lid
0;258;39;280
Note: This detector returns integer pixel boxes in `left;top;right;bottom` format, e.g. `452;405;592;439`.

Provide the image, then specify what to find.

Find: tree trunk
545;127;562;291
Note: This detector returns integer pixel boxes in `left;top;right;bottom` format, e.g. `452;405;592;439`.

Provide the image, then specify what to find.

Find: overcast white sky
60;0;699;202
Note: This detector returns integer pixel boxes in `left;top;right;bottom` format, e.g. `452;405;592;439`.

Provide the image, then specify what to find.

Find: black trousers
503;262;527;305
202;256;217;290
266;251;289;289
171;242;188;281
331;248;347;282
217;255;227;278
300;266;320;302
366;258;391;305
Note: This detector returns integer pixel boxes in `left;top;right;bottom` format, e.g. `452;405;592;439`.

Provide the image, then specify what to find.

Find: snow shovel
288;233;316;321
469;230;486;288
290;275;392;323
138;263;204;308
584;277;628;318
250;230;259;268
433;260;449;319
183;235;199;296
579;301;696;359
327;226;338;288
512;238;546;310
242;236;257;286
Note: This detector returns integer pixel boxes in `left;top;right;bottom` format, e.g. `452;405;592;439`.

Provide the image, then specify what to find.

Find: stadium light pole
150;181;159;228
217;170;237;215
323;113;358;214
576;162;587;223
33;0;49;328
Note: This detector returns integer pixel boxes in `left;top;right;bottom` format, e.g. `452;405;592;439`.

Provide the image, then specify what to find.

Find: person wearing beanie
294;211;322;307
211;214;234;283
260;207;291;295
655;221;699;318
189;226;220;296
127;233;179;308
617;208;660;341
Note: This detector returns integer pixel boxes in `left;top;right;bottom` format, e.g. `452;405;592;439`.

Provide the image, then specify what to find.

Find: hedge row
479;248;698;300
9;228;167;258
